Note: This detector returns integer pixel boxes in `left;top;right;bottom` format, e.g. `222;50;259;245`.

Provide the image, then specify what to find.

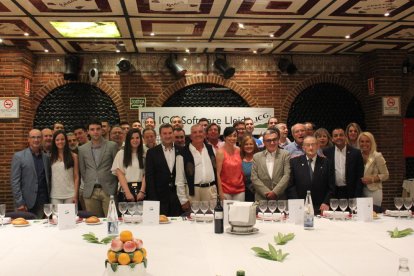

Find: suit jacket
323;145;364;198
78;139;118;198
145;144;181;215
287;155;335;210
364;151;389;191
10;148;51;209
251;148;290;200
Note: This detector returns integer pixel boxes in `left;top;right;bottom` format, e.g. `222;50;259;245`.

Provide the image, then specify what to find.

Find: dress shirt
265;150;276;179
175;143;215;204
207;140;224;154
285;141;305;158
162;143;175;173
334;146;347;187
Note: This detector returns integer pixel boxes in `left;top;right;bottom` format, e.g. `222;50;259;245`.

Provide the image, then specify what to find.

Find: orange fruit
141;248;147;258
120;230;133;242
118;253;131;265
107;250;117;264
133;250;144;263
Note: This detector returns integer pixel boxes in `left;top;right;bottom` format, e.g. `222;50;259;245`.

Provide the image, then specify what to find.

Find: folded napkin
124;214;142;223
322;211;350;219
1;217;11;224
258;212;283;220
385;210;412;217
190;213;214;221
229;202;253;223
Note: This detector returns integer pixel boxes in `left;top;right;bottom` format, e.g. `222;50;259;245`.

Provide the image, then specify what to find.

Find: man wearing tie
251;128;290;200
146;123;182;216
287;136;335;214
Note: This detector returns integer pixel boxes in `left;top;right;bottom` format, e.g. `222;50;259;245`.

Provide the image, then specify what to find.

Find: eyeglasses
236;128;245;132
264;138;278;143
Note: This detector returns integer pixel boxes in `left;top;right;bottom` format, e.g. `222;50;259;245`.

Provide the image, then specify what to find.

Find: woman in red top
216;127;245;201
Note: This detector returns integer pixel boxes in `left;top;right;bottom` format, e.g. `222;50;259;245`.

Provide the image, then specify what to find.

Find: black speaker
88;68;99;83
277;58;297;75
117;59;131;72
64;55;81;81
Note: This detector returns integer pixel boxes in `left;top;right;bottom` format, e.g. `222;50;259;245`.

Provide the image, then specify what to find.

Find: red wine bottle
214;197;223;234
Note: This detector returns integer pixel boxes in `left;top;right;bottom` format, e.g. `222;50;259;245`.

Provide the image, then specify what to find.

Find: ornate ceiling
1;0;414;55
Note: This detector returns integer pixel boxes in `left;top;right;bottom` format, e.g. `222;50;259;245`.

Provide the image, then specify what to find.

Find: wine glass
258;200;268;223
330;198;339;220
135;202;143;223
267;200;277;222
200;201;209;223
43;204;52;227
394;197;404;219
52;204;59;223
118;202;127;223
348;198;357;220
190;201;200;223
277;200;286;222
0;204;5;227
339;199;348;220
127;202;137;220
403;198;412;219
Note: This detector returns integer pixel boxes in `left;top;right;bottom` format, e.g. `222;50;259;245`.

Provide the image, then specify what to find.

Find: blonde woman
346;122;362;148
314;128;332;156
358;132;389;206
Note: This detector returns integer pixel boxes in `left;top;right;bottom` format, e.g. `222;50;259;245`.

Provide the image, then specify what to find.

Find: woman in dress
314;128;332;156
216;127;245;201
50;130;79;204
112;128;146;202
346;122;362;148
358;131;389;206
240;135;259;202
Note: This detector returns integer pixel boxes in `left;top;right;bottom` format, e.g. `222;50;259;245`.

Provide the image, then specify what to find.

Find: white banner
139;107;274;135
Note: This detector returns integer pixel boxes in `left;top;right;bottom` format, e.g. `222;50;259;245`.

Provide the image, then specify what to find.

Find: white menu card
58;204;76;230
288;199;304;225
356;197;373;222
142;201;160;225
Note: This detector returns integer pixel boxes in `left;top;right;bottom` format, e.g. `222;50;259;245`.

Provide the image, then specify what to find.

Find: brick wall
1;49;412;210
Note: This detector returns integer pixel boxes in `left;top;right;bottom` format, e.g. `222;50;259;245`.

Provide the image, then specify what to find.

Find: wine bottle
214;197;224;234
107;195;119;235
304;190;314;230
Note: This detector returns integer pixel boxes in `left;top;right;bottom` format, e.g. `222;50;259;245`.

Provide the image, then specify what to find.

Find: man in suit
146;123;182;216
10;129;51;218
323;128;364;199
251;128;290;200
287;136;335;214
78;119;118;217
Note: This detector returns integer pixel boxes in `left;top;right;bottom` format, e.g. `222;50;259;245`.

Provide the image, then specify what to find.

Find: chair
78;210;95;219
5;211;37;220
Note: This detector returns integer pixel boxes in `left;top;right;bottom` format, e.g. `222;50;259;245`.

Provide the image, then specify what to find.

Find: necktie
308;158;313;181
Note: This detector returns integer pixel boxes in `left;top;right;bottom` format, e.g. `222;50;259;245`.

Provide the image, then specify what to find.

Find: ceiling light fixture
214;54;235;79
384;11;390;17
44;49;49;53
238;23;245;29
165;54;187;78
24;32;29;36
253;50;257;54
345;35;350;39
137;42;273;49
185;48;190;53
150;32;155;36
269;34;274;38
0;38;3;43
115;49;120;53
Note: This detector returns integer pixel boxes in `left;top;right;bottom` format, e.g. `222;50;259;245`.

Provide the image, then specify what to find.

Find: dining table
0;214;413;276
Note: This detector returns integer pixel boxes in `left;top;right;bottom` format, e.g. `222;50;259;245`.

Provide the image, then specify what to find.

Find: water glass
403;198;412;219
127;202;137;217
43;204;52;227
0;204;5;227
118;202;127;223
330;198;339;219
259;200;268;222
339;199;348;220
267;200;277;222
52;204;59;221
394;197;404;219
136;202;143;216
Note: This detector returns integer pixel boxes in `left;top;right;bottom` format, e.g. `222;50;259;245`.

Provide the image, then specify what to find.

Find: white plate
159;220;170;224
85;221;103;225
226;227;259;235
12;223;30;227
384;210;412;217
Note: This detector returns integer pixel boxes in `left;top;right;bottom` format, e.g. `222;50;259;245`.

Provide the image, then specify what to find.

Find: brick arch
154;75;258;107
33;74;128;122
279;74;362;122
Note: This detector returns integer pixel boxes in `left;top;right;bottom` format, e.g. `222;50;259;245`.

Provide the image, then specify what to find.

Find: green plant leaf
143;258;148;268
274;232;295;245
129;263;137;269
388;227;414;238
111;263;118;272
100;236;114;244
251;247;268;254
268;243;278;260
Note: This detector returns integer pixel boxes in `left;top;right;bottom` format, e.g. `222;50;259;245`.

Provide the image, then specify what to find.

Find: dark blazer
145;144;181;216
10;148;51;209
287;155;335;211
323;145;364;198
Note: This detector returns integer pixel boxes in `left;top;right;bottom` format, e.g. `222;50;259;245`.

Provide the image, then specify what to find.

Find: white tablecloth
0;216;413;276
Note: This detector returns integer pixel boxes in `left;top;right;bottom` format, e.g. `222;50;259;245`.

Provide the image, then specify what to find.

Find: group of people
10;116;389;218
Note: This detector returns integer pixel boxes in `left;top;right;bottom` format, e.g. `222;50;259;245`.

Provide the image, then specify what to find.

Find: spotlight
214;56;235;79
117;59;131;72
165;54;187;78
277;57;297;75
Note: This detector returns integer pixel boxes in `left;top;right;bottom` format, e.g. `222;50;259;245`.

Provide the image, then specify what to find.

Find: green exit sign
130;98;146;109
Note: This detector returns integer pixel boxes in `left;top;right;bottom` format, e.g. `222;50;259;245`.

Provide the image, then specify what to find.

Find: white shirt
111;150;144;182
162;143;175;173
265;150;276;179
334;146;347;187
175;144;215;204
